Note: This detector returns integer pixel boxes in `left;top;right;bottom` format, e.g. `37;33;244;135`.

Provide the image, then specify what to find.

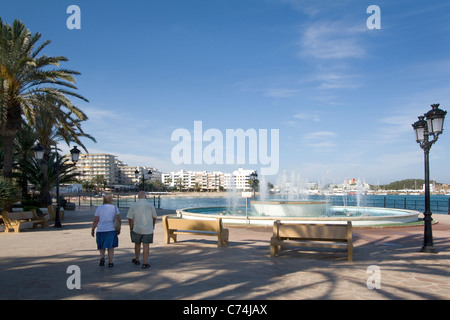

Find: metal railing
59;193;450;215
330;197;450;215
61;194;161;209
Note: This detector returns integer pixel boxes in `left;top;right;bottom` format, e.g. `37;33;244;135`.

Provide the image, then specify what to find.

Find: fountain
251;200;330;217
176;171;420;226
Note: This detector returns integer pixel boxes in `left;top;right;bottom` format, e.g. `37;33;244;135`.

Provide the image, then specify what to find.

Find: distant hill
374;179;448;190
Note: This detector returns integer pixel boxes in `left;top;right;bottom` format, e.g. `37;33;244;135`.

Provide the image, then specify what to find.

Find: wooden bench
1;210;48;233
163;216;229;247
270;221;353;262
47;205;65;221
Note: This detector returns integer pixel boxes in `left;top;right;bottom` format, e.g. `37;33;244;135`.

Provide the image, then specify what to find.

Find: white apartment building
67;153;119;185
162;168;255;191
227;168;255;191
162;170;192;190
64;153;161;187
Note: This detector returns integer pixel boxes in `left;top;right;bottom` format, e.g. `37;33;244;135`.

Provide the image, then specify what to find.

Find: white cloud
299;21;367;60
294;113;320;122
304;131;336;140
263;88;301;98
82;105;124;121
314;72;362;89
302;131;337;151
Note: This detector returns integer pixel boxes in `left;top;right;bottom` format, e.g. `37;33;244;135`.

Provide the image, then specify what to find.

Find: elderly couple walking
91;191;157;268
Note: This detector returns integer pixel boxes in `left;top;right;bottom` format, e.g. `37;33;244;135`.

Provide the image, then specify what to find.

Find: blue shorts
96;231;119;249
130;231;154;244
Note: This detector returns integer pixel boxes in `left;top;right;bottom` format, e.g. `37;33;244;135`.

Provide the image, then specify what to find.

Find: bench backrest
274;221;352;242
4;211;34;220
165;217;222;233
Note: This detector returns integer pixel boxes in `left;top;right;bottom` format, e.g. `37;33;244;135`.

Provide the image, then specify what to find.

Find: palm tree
92;175;107;194
21;152;79;199
0;176;19;210
0;19;88;180
14;121;36;198
32;103;95;206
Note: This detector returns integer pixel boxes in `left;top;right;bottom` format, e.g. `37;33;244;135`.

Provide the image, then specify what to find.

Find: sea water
155;194;450;215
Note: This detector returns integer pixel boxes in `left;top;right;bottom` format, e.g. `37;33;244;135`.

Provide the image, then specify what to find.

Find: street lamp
34;143;81;228
135;168;152;190
70;146;81;163
412;104;447;253
249;171;258;198
33;143;44;160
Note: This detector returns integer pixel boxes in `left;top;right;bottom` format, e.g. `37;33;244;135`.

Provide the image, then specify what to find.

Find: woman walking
91;194;121;267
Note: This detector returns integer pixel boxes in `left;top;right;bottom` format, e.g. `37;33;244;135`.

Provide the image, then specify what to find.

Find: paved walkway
0;205;449;300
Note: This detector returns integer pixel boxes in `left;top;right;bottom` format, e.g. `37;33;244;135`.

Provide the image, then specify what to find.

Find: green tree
0;19;88;181
20;152;78;199
81;180;96;193
13;121;36;198
92;175;106;193
32;105;94;206
0;176;19;210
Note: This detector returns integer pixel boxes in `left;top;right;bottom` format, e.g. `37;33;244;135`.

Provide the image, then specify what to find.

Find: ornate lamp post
34;144;81;228
70;146;81;163
249;171;258;198
412;104;447;253
135;168;152;191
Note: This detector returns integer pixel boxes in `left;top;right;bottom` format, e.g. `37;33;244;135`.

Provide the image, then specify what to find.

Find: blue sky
2;0;450;185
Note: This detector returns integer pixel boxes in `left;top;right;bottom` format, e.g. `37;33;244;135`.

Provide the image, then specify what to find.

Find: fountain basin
251;200;330;217
176;206;420;226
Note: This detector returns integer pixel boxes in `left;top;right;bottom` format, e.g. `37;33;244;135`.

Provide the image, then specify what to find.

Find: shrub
0;177;19;210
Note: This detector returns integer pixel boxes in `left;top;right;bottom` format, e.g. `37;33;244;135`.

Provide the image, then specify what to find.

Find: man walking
127;191;158;268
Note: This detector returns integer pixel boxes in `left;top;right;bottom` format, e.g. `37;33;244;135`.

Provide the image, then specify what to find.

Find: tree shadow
1;209;449;300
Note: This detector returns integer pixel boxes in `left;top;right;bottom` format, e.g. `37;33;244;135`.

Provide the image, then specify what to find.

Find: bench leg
164;230;177;244
270;237;279;257
347;244;354;262
220;229;229;247
164;231;169;244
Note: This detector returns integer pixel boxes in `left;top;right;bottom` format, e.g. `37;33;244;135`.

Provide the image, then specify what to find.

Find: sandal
132;259;140;265
99;258;105;266
141;263;150;269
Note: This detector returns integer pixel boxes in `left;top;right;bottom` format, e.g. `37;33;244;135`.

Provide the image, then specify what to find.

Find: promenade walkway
0;205;449;300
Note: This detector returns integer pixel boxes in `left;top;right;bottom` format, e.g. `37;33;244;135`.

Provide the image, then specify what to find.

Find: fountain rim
250;200;331;205
175;205;421;226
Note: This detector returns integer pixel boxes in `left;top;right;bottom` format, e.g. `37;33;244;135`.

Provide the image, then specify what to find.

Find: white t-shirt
126;199;157;235
95;204;120;232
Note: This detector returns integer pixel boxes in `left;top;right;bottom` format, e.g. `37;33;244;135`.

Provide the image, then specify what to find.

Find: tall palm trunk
1;101;22;178
37;151;51;207
1;134;14;178
1;135;15;211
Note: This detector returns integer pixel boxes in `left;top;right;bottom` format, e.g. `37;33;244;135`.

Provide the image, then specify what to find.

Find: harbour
69;192;450;215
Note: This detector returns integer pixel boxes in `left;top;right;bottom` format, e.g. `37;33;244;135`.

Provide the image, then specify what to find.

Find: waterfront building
162;168;256;191
66;153;119;185
64;153;161;188
162;170;192;190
